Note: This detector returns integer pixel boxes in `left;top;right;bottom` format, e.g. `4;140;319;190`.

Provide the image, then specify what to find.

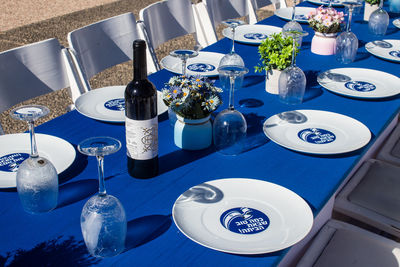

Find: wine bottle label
126;117;158;160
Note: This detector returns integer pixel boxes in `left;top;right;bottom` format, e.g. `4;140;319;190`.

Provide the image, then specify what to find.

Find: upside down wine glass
78;136;126;258
368;0;389;36
279;31;308;105
282;0;304;47
11;105;58;214
170;49;199;76
213;65;248;155
336;1;362;64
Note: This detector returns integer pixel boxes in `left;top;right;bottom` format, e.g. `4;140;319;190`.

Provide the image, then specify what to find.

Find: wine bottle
125;39;158;178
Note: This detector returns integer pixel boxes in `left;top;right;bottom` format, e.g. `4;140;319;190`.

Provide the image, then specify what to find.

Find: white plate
222;25;282;44
263;110;371;154
307;0;345;6
0;133;76;188
172;178;313;254
75;86;168;123
317;68;400;99
160;52;224;76
274;7;315;23
365;40;400;63
394;19;400;29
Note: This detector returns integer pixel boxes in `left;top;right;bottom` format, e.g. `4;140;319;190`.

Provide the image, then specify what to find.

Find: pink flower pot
311;32;338;56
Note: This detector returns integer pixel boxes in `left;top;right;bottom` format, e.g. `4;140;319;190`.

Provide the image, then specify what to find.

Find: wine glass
170;49;199;76
11;105;58;214
213;65;248;155
368;0;389;36
282;0;304;47
279;30;308;105
336;1;362;64
78;136;126;258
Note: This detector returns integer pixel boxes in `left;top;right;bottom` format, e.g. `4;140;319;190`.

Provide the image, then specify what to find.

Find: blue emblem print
295;14;307;20
298;128;336;144
187;63;216;73
344;81;376;92
243;33;268;40
220;207;270;235
321;0;340;3
0;153;29;172
389;50;400;58
104;98;125;111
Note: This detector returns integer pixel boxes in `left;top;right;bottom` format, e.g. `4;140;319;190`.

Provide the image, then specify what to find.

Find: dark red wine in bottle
125;39;158;178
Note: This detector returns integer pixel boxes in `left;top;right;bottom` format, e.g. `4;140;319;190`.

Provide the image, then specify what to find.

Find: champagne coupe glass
368;0;389;36
282;0;304;47
11;105;58;214
279;30;309;105
213;65;248;155
78;136;126;258
336;1;362;64
170;49;199;76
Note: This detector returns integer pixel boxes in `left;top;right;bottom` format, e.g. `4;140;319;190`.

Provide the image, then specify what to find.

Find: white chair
334;159;400;238
250;0;287;12
297;219;400;267
0;38;81;135
376;122;400;166
67;12;143;94
138;0;214;72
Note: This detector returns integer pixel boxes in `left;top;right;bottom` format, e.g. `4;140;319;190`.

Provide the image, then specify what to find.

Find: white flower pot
265;69;282;95
364;2;379;21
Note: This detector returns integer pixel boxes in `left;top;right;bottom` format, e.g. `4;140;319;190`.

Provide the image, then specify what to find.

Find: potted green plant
255;33;298;94
364;0;380;21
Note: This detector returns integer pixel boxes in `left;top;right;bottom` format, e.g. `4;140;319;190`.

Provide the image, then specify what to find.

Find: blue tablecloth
1;3;399;266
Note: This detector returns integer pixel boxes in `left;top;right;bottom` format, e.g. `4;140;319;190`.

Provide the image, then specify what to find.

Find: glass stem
28;121;38;158
379;0;383;8
182;57;187;76
96;155;106;196
231;27;236;53
228;75;235;110
346;9;352;32
292;1;296;21
291;38;296;67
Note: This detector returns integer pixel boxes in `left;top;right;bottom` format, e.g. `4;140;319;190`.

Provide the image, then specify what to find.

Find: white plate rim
172;177;314;254
365;39;400;63
160;51;224;76
75;85;168;122
274;7;315;23
0;133;76;188
393;19;400;29
222;24;282;44
317;68;400;99
307;0;345;6
263;110;371;155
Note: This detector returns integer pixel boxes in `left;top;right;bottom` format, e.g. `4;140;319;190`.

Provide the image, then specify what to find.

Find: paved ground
0;0;274;134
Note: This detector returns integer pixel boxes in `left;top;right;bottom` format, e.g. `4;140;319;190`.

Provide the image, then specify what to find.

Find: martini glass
282;0;304;47
78;136;126;258
213;65;248;155
279;30;308;105
336;1;362;64
169;49;199;76
11;105;58;214
368;0;389;36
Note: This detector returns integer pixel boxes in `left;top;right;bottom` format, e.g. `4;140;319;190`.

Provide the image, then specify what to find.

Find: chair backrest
204;0;253;28
67;12;141;92
250;0;287;11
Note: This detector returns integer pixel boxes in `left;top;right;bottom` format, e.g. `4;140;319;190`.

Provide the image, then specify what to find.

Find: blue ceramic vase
174;115;212;150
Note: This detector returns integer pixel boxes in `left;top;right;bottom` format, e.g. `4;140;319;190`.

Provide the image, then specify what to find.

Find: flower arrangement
162;75;223;120
365;0;380;5
307;6;345;34
255;32;299;72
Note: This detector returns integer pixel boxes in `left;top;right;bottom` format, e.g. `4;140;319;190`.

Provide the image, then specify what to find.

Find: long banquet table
1;2;400;266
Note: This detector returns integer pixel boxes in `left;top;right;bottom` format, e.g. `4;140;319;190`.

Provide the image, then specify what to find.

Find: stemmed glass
336;1;362;64
282;0;304;47
213;65;248;155
368;0;389;36
78;136;126;258
279;30;308;105
170;49;199;76
11;105;58;214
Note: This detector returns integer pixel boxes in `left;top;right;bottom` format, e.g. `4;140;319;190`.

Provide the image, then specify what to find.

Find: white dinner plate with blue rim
0;133;76;188
75;86;168;123
274;7;315;23
160;51;224;77
263;110;371;154
394;19;400;29
172;178;313;254
222;24;282;44
317;68;400;99
307;0;345;6
365;40;400;63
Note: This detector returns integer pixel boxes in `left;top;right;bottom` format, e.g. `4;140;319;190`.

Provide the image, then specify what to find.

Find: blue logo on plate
295;14;307;20
344;81;376;92
389;50;400;58
104;98;125;111
220;207;270;235
321;0;340;3
298;128;336;144
0;153;29;172
243;33;268;40
187;63;215;72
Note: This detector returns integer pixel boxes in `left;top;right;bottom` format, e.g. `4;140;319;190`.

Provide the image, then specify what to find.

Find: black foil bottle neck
133;39;147;80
